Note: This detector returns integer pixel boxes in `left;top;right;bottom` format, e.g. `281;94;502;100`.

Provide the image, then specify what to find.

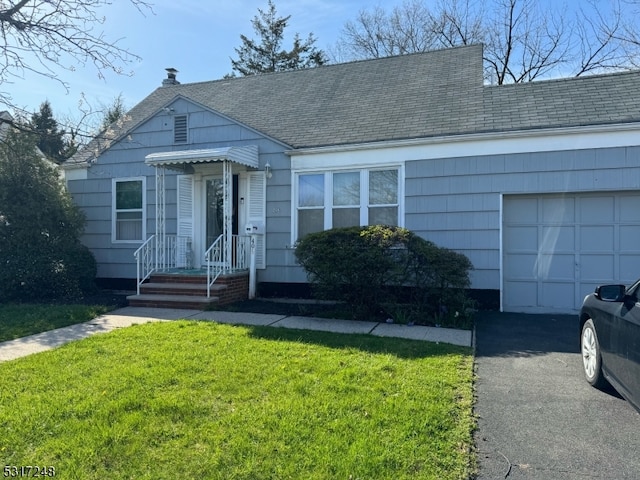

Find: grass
0;304;111;342
0;320;475;480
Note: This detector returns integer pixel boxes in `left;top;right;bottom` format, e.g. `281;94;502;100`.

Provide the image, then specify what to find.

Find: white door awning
145;145;259;169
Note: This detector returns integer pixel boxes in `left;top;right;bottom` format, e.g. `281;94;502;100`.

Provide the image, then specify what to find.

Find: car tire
581;318;608;389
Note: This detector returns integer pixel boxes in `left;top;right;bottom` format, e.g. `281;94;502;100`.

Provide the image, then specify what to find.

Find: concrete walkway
0;306;472;363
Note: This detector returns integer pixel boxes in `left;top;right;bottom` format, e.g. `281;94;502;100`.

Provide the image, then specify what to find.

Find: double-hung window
113;178;146;242
295;167;400;239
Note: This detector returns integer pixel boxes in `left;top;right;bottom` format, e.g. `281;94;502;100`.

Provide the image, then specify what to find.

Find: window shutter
176;175;193;267
247;172;266;269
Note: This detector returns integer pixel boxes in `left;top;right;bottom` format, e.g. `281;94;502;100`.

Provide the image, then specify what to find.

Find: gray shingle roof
485;70;640;132
67;44;640;165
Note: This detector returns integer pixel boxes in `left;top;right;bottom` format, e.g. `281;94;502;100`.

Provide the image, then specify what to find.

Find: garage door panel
581;226;614;251
581;254;615;281
580;196;615;222
541;197;574;223
541;282;575;309
504;197;538;223
537;253;575;280
504;226;538;250
505;254;537;279
540;225;575;251
619;255;640;284
504;282;538;307
620;226;640;251
619;196;640;222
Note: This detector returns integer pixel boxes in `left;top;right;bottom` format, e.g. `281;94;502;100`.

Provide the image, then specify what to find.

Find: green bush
294;226;410;318
295;225;474;326
0;129;97;302
403;235;474;326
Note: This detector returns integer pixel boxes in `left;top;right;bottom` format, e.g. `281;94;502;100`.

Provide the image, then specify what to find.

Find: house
62;44;640;314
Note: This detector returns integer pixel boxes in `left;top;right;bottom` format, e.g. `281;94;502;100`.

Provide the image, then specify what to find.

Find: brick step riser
149;275;208;285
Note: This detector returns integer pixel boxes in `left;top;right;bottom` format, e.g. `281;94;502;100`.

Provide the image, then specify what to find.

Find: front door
205;177;224;249
203;175;239;263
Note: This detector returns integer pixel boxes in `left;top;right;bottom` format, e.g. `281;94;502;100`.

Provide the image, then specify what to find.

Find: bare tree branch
0;0;153;108
334;0;640;84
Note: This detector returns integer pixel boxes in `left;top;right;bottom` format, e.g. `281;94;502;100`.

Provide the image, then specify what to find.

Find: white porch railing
205;234;250;297
134;234;192;294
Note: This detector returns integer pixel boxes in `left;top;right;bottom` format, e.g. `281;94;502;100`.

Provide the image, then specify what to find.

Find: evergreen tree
230;0;326;76
30;101;76;163
0;127;96;301
100;94;127;131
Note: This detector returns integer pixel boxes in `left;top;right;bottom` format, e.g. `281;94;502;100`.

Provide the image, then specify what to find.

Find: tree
0;125;96;301
333;0;640;84
230;0;327;76
0;0;151;108
99;94;127;132
30;101;76;163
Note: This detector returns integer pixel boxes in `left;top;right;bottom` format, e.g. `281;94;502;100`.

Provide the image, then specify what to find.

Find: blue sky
7;0;376;120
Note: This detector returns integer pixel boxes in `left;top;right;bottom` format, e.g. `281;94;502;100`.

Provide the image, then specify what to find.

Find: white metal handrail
205;234;224;297
134;234;156;295
134;234;192;294
205;234;250;297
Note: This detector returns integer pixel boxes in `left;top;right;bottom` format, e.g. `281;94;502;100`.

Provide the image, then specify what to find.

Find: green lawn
0;304;110;342
0;320;475;480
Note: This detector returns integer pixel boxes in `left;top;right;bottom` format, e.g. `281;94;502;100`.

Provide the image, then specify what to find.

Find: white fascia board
288;123;640;170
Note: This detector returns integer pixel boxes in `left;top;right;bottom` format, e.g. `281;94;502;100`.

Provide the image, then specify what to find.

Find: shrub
294;226;411;318
0;129;97;302
403;236;474;326
295;225;474;325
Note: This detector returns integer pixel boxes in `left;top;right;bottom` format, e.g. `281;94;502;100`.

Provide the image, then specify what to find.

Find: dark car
580;281;640;413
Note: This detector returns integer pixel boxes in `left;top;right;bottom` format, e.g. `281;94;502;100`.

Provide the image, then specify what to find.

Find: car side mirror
594;284;627;302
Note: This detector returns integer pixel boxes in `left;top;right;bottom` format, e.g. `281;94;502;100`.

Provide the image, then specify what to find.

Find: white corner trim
63;167;88;181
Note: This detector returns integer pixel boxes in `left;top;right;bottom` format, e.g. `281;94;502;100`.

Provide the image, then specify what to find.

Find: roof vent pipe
162;68;180;86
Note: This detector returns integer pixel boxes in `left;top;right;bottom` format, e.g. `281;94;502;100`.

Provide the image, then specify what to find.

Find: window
174;115;188;144
295;167;401;239
369;169;398;225
113;178;145;242
333;172;360;228
298;174;324;239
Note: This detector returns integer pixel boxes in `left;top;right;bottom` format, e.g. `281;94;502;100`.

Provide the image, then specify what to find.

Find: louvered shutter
247;172;266;269
176;175;194;267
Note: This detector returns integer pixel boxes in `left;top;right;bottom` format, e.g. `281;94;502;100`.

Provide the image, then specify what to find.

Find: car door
620;286;640;408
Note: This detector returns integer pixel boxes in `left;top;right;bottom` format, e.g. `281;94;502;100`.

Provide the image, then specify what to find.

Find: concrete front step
126;294;220;310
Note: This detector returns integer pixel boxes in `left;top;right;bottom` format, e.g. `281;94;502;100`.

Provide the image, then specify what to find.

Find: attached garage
502;192;640;313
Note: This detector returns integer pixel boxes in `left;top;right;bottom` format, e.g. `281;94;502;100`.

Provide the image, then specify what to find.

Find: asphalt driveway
474;311;640;479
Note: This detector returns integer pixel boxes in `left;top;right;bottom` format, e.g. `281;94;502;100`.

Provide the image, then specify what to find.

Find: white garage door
503;192;640;313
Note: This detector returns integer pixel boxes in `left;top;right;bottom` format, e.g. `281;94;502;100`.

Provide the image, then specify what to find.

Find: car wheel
581;318;608;389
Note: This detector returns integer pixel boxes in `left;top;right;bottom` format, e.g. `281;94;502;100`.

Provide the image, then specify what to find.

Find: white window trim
112;177;147;244
292;164;404;243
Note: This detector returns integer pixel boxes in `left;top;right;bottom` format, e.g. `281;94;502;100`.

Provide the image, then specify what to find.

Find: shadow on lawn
243;323;470;360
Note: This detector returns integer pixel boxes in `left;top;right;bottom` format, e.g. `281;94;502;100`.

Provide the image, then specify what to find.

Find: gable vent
174;115;188;144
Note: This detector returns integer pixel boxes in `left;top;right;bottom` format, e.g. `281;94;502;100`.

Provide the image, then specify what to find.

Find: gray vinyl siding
258;154;306;284
405;145;640;291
